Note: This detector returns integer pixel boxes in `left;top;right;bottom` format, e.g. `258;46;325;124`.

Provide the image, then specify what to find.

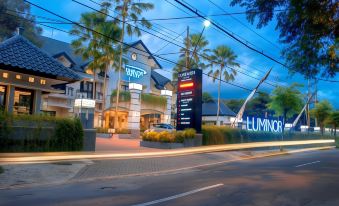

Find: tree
311;100;333;134
267;83;303;122
208;45;239;126
246;92;272;117
0;0;42;45
224;99;244;113
202;92;214;103
70;12;106;99
173;33;210;81
230;0;338;78
326;111;339;136
103;0;154;129
95;20;122;127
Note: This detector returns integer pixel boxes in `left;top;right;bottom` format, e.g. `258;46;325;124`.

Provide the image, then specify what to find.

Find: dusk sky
30;0;339;109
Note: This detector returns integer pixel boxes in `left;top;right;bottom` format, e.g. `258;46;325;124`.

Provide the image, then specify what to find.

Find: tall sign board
176;69;202;132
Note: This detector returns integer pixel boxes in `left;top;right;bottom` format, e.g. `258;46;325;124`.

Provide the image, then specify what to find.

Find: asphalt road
1;149;339;206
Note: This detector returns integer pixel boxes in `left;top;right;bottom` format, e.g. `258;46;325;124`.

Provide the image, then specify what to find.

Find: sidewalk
0;146;334;189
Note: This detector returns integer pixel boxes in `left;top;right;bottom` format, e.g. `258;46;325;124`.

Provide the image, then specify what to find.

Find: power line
207;0;281;49
6;9;257;93
68;0;279;87
8;6;285;87
173;0;339;83
173;0;287;68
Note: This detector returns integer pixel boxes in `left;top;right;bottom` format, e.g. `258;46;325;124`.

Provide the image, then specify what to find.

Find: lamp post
187;20;211;68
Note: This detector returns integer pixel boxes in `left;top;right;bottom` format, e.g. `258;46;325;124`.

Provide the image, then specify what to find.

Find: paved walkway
95;136;161;153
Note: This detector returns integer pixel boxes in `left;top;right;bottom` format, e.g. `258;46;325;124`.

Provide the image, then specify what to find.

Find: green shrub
183;128;196;139
158;131;174;143
116;128;131;134
202;125;335;146
141;93;167;108
111;90;131;103
173;131;185;143
0;113;84;152
0;166;3;174
52;118;84;151
142;128;197;143
96;127;109;133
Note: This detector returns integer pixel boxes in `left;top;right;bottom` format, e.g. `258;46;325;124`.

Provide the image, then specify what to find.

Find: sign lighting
129;83;143;91
246;116;284;133
125;65;147;79
176;69;202;132
74;99;96;108
179;82;194;89
161;90;173;96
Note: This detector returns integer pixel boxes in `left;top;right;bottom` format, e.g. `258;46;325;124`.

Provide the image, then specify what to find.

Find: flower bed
141;128;201;149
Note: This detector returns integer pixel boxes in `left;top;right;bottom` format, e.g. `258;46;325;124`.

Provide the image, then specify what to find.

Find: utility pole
307;78;311;128
185;26;190;70
314;78;318;127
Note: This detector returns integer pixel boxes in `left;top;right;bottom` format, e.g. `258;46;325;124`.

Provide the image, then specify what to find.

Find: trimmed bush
202;125;334;146
0;112;84;152
142;128;196;143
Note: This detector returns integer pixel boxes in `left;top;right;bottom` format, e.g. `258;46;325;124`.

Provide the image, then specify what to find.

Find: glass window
13;88;34;115
0;85;6;111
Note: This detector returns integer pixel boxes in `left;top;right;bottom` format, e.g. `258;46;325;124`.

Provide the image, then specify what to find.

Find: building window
2;73;8;79
80;81;93;99
40;79;46;85
29;77;34;83
16;74;21;80
67;87;74;96
0;85;7;110
13;88;34;115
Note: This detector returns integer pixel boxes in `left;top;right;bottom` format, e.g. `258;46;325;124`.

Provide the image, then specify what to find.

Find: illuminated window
16;74;21;80
2;73;8;78
40;79;46;85
29;77;34;83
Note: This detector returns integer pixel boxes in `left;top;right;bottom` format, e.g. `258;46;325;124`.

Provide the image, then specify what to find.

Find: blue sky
30;0;339;109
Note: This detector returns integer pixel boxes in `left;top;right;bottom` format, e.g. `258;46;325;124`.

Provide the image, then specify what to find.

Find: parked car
144;123;175;133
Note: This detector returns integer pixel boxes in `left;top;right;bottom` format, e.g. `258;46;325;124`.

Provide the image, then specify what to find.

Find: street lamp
188;19;211;68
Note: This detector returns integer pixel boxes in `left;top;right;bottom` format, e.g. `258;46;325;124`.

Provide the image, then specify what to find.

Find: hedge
0;112;84;152
142;128;196;143
202;125;334;146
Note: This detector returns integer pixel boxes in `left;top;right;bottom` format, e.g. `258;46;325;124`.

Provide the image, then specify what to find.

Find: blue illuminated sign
125;65;147;79
246;116;284;133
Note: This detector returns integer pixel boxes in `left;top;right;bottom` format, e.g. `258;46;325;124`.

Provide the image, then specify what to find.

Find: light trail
0;140;334;165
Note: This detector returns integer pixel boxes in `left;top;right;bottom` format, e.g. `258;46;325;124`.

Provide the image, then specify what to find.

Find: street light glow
203;20;211;27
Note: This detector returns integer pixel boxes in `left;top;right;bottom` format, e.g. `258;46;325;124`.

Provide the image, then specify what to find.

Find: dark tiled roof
151;70;171;89
39;36;91;72
0;35;80;81
202;100;236;116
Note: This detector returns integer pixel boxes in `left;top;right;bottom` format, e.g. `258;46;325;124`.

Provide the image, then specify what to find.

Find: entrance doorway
13;87;34;114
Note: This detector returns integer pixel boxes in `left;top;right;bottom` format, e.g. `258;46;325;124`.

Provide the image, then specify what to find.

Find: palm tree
96;21;122;127
173;33;209;84
70;12;106;99
103;0;154;129
208;45;239;126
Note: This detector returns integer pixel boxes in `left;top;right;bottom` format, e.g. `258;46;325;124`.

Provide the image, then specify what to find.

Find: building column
127;83;142;138
6;85;15;113
33;90;42;114
161;90;173;124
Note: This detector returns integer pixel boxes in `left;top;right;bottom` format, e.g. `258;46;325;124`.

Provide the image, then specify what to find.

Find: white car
144;123;175;133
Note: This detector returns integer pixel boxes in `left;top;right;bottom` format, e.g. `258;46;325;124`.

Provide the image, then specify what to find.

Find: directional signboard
176;69;202;132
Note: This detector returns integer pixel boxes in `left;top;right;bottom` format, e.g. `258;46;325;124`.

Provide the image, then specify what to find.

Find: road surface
1;149;338;206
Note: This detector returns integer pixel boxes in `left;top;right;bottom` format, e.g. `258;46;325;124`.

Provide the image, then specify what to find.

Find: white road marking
295;160;321;168
132;183;224;206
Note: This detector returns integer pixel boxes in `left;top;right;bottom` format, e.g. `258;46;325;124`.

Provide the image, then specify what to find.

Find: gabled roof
0;35;80;81
39;36;92;73
151;70;171;90
52;51;76;66
128;40;162;69
202;100;236;117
